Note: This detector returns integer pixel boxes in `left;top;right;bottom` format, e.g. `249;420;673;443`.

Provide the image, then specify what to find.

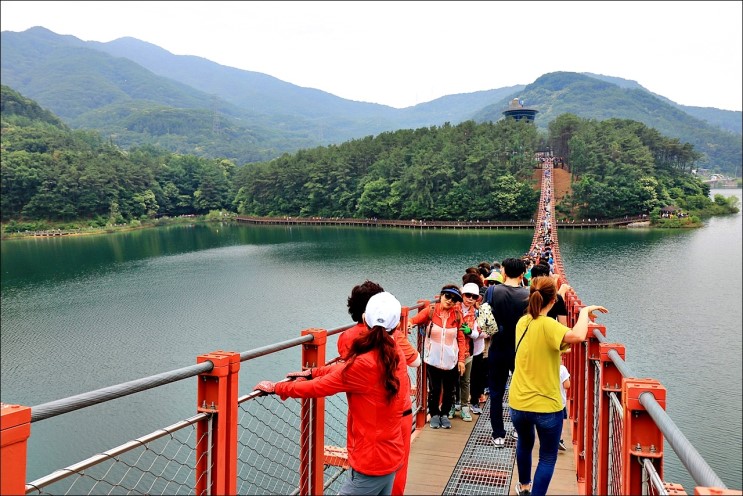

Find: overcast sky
1;1;741;111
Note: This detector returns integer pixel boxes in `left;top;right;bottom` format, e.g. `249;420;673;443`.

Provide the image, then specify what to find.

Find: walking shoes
430;415;441;429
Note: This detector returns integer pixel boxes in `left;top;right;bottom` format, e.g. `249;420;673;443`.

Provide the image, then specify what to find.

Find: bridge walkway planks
405;387;577;495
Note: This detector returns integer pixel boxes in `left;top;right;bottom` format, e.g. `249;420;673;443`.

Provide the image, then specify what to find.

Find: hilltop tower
502;98;538;122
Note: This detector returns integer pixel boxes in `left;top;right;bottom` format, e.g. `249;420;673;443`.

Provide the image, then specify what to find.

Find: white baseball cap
364;292;402;333
461;283;480;297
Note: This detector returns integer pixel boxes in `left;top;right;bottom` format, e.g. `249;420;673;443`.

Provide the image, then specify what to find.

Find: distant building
502;98;538;123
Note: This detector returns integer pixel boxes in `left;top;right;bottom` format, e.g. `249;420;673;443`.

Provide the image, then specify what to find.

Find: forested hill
1;85;238;223
232;114;726;221
0;86;66;128
472;73;742;178
2;86;736;229
1;27;740;177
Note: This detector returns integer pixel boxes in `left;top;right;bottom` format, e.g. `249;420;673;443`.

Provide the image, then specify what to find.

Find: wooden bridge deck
405;398;578;495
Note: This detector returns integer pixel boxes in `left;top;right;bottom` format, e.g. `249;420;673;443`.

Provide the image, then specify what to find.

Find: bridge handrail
28;322;370;424
640;392;726;488
592;329;727;488
537;159;731;493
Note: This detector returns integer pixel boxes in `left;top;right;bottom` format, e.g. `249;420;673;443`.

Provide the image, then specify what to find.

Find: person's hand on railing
584;305;608;317
286;369;313;382
253;381;276;395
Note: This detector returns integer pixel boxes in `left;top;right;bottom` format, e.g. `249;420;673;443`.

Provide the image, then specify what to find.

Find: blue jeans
510;408;563;496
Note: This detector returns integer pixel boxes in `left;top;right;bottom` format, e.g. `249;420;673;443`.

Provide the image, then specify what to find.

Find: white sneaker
471;405;483;415
461;406;472;422
516;481;531;495
490;436;505;448
510;430;519;440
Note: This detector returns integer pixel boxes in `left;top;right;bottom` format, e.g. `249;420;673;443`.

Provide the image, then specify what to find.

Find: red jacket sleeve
408;306;432;327
311;362;339;378
394;326;420;366
275;359;369;400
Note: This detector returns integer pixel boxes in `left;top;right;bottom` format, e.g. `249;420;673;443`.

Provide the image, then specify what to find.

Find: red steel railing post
300;328;327;496
596;343;625;495
195;350;240;495
580;323;606;493
621;378;666;496
0;403;32;496
413;300;431;430
572;310;588;484
695;488;743;495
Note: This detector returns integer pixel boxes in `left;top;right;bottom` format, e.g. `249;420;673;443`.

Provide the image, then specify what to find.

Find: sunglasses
464;293;479;300
441;292;460;302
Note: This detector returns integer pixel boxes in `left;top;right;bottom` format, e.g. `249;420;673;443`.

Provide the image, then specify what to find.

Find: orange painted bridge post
622;378;667;496
596;343;626;495
580;323;607;492
300;328;327;496
1;403;31;495
413;300;431;430
195;350;241;495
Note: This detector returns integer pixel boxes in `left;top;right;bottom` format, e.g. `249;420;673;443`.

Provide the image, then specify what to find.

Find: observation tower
503;97;538;122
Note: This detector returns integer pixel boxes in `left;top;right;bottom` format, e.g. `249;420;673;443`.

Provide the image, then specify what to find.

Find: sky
1;1;741;111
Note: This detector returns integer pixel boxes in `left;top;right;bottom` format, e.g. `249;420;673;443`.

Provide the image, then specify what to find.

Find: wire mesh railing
25;413;211;495
3;308;427;496
591;361;600;496
642;458;668;496
607;392;623;495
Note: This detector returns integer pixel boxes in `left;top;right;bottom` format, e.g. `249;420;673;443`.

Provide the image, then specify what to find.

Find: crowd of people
252;158;608;496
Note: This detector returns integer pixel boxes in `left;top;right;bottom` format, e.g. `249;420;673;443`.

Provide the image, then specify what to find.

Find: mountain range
1;26;740;176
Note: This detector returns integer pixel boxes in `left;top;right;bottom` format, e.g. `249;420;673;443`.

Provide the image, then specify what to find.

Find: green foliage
1;85;67;128
551;114;739;222
476;72;741;177
204;209;236;221
3;29;739;178
2;86;736;227
233;119;540;221
1;92;241;222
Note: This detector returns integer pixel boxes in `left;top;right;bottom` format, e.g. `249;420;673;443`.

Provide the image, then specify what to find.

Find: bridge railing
534;159;736;496
1;304;430;496
236;216;535;229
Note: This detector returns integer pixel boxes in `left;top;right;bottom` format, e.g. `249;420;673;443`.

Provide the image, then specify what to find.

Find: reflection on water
1;190;740;489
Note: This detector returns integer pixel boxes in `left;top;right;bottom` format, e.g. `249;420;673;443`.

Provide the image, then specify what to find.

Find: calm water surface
1;190;741;490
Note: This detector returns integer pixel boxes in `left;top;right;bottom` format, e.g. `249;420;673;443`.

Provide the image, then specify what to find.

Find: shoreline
1;216;669;240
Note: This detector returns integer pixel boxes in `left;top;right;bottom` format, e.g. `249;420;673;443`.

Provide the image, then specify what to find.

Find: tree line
2;85;737;231
547;114;738;219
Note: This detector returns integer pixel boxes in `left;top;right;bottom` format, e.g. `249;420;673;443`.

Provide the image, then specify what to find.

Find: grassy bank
1;211;237;240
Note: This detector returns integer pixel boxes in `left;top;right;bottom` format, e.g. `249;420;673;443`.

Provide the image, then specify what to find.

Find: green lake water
1;190;740;490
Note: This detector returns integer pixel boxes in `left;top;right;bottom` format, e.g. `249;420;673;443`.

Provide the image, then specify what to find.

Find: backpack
476;302;498;336
426;304;463;328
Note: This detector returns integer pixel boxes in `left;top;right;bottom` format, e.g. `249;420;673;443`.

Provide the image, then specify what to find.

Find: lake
1;189;740;490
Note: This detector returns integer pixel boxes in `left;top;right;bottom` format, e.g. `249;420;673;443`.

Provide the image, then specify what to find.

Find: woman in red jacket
407;284;466;430
336;280;419;495
254;291;408;495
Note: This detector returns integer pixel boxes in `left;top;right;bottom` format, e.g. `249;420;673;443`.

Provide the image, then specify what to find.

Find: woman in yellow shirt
509;277;607;496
